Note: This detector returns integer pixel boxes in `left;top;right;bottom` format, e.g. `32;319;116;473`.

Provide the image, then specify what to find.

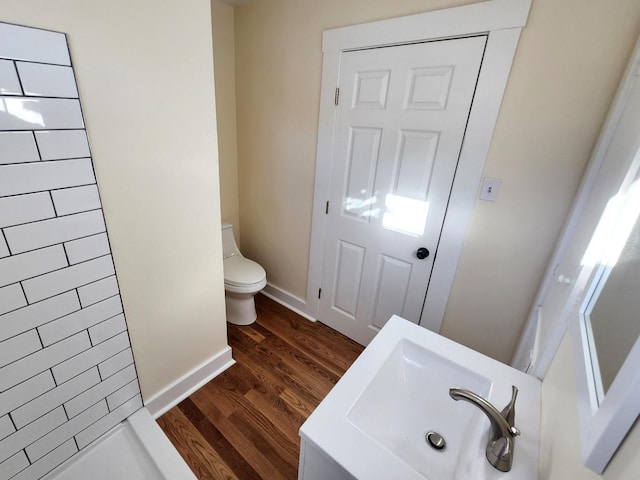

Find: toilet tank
221;223;240;259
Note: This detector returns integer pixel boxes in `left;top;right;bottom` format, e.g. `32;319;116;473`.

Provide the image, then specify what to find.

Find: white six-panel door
318;36;486;345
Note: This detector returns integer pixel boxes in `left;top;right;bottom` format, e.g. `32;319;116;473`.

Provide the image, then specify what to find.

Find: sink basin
346;339;491;479
298;315;541;480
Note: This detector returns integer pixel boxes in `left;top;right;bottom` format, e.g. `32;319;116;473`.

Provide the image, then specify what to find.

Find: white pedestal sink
298;316;541;480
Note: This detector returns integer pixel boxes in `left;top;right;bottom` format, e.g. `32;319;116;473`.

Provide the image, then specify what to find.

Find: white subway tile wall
0;331;42;369
15;63;78;99
98;349;134;380
34;130;90;161
0;192;56;229
0;159;96;197
88;311;126;343
74;395;142;449
0;415;15;440
0;97;84;131
0;285;26;316
0;372;56;418
5;210;106;255
0;22;141;480
22;254;115;303
0;453;29;480
50;185;101;216
63;233;110;265
77;275;120;308
0;236;9;258
0;60;22;96
38;295;122;347
0;132;40;165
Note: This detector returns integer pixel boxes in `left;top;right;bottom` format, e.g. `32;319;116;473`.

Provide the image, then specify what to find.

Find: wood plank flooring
157;294;364;479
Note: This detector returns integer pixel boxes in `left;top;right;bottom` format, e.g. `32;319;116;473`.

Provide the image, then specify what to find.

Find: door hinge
325;201;329;214
334;87;340;106
318;288;322;299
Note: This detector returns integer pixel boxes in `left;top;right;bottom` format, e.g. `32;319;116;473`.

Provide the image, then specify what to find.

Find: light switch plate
480;177;501;202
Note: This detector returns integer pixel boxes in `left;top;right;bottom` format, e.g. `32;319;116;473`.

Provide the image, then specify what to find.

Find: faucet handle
501;385;519;431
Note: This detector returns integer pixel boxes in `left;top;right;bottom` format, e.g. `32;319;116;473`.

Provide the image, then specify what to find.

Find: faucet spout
449;386;520;472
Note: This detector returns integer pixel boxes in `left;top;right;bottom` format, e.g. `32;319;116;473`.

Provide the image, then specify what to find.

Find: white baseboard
261;283;316;322
145;346;235;419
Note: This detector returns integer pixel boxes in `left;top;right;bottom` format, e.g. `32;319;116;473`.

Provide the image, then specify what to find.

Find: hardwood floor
157;294;364;479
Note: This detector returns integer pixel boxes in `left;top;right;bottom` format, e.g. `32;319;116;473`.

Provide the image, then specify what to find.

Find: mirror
570;102;640;473
565;34;640;475
583;199;640;401
572;168;640;473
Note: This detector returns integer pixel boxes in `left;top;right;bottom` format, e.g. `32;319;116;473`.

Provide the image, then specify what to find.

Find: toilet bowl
222;224;266;325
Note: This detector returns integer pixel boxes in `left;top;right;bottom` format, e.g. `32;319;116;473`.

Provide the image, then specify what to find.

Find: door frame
306;0;532;332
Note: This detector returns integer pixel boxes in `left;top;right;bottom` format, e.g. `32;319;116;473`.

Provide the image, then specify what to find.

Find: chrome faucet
449;385;520;472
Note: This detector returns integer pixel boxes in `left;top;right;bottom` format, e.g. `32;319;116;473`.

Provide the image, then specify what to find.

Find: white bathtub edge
145;346;235;419
128;408;197;479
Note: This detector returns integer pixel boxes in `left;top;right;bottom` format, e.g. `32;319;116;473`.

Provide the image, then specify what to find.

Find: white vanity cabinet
298;438;355;480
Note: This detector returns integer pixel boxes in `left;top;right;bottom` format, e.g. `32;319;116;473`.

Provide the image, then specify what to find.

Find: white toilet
222;223;267;325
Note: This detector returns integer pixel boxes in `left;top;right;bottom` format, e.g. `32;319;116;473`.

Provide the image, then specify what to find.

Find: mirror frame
571;234;640;472
569;52;640;472
571;295;640;473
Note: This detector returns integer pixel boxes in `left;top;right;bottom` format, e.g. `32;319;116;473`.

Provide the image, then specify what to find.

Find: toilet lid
224;255;266;286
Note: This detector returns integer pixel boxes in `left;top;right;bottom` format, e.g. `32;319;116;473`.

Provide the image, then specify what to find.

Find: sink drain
425;431;446;451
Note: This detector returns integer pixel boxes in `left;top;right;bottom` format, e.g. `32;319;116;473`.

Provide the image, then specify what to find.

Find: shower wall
0;22;141;479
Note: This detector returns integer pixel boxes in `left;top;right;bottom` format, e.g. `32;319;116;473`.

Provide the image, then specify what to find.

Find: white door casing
319;37;486;345
306;0;531;334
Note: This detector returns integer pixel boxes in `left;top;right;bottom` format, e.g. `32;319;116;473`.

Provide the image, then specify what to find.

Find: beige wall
0;0;228;400
540;334;640;479
212;0;241;236
441;0;640;364
233;0;640;363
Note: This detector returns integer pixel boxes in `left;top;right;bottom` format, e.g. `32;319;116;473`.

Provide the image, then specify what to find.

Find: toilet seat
224;256;266;293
